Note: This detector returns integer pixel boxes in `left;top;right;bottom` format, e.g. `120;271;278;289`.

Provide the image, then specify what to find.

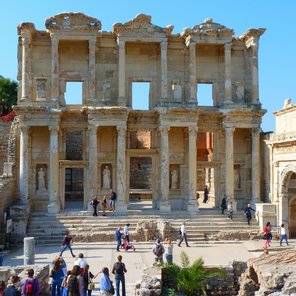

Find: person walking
263;222;272;247
227;201;234;221
152;239;165;265
115;227;122;252
112;255;127;296
3;275;21;296
60;230;75;258
98;267;113;296
163;237;173;264
280;223;289;246
91;196;99;216
23;268;41;296
221;195;227;214
178;223;190;247
123;224;130;242
244;204;256;225
50;258;65;296
203;185;209;203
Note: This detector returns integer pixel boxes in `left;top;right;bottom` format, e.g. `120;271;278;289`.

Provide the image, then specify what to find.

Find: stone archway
289;197;296;237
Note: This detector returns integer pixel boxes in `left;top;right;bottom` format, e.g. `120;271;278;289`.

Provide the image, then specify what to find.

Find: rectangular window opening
65;81;83;104
132;82;150;110
197;83;213;106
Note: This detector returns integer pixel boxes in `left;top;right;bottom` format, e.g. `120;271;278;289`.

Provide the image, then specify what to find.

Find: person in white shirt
280;223;289;246
227;201;234;221
178;223;189;247
74;253;88;273
123;223;130;242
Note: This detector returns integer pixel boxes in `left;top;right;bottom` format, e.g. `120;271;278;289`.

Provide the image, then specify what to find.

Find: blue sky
1;0;295;132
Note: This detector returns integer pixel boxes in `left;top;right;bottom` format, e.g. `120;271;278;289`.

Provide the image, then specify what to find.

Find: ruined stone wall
0;120;12;175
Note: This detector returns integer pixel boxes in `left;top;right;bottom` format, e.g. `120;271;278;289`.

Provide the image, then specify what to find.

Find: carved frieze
274;145;296;154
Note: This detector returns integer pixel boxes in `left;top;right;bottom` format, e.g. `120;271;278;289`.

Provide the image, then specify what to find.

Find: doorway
65;168;84;209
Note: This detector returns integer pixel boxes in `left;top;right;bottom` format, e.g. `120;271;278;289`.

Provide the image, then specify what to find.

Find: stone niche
101;163;112;192
33;164;48;212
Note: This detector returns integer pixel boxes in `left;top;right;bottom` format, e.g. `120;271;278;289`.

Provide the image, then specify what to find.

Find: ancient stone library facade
6;12;296;238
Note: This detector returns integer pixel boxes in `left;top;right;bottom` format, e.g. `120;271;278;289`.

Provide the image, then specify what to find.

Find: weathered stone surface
238;250;296;296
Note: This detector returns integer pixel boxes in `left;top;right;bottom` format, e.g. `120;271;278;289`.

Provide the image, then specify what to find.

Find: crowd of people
91;189;117;217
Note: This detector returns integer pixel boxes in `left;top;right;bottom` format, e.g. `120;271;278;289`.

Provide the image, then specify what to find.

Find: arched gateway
13;13;265;216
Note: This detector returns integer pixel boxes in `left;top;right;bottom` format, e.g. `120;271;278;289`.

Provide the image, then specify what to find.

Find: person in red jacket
60;230;75;258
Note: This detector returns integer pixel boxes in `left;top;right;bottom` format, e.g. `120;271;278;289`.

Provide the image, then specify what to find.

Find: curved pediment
112;14;174;37
192;18;233;34
45;12;101;32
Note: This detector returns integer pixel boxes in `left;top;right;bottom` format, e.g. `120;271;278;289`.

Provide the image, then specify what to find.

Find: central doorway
65;168;84;209
129;156;153;210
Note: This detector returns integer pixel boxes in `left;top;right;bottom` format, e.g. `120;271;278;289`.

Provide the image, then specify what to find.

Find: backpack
154;244;164;257
67;274;78;291
26;279;34;294
114;262;125;275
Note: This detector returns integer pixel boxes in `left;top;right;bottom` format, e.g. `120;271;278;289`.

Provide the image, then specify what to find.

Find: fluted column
225;127;235;206
21;35;31;101
116;126;127;213
159;126;171;212
118;39;126;106
251;44;259;104
224;43;232;104
51;36;59;101
189;42;197;103
88;37;96;103
188;127;198;212
48;127;60;213
160;39;168;99
88;126;98;202
252;128;261;205
19;125;30;204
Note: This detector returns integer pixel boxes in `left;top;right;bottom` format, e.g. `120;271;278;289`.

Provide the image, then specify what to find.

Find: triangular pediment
112;14;173;37
45;12;101;32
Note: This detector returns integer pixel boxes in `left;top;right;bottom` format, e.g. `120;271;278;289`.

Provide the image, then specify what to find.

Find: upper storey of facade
16;12;265;110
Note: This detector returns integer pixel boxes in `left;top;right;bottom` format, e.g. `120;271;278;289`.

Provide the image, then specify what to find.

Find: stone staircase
26;208;260;245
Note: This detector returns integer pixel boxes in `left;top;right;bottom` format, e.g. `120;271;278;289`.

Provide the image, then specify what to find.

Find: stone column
188;127;198;212
251;128;261;205
160;39;168;99
159;126;171;212
118;39;126;106
21;35;31;101
88;37;96;103
224;43;232;104
251;44;259;104
48;127;60;213
51;36;59;101
116;126;127;213
225;127;236;209
24;237;35;265
189;42;197;103
19;125;30;204
88;126;98;203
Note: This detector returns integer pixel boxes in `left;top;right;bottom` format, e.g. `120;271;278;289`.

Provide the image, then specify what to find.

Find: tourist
23;268;41;295
98;267;113;296
178;222;190;247
227;201;234;221
91;196;99;216
3;275;21;296
263;222;272;247
50;258;65;296
123;224;130;242
82;264;97;296
60;230;76;258
0;281;6;296
112;255;127;296
115;227;122;252
221;195;227;214
244;204;256;225
280;223;289;246
203;185;209;203
61;271;71;296
101;196;108;216
109;189;117;212
152;239;165;265
67;265;81;296
74;253;88;274
163;237;173;264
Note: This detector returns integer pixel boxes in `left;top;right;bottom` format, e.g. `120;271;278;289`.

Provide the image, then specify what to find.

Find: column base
224;99;234;105
116;202;128;215
118;97;127;107
48;202;60;214
160;201;171;213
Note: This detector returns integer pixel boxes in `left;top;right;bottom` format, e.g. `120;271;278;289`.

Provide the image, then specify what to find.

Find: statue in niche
171;169;178;189
234;167;241;189
235;81;244;100
102;165;111;189
38;167;46;191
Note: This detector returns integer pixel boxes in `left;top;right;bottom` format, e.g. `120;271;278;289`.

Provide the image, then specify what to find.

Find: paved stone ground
2;239;295;295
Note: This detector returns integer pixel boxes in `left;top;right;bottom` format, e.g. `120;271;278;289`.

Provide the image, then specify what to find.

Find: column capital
160;39;167;49
224;42;232;51
224;126;235;134
21;35;31;45
159;126;170;135
188;126;198;136
252;127;261;137
117;38;125;48
49;126;59;133
116;126;127;137
88;125;98;132
89;37;97;47
19;124;30;133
